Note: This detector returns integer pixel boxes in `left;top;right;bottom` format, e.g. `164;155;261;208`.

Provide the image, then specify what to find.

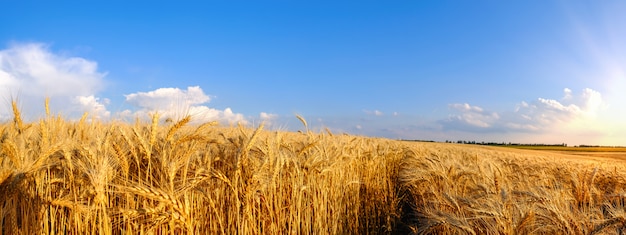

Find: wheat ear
166;115;191;142
11;100;24;133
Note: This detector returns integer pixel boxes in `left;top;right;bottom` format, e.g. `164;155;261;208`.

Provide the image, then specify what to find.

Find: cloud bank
0;42;268;124
442;88;604;132
438;88;611;144
444;103;500;131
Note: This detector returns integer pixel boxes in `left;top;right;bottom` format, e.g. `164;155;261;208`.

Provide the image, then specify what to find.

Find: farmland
500;145;626;161
2;102;626;234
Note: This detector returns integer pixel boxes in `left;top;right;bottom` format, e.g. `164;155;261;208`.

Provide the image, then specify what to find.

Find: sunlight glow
560;2;626;145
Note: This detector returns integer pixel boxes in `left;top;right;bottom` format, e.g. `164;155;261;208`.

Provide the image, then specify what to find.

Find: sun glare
561;2;626;145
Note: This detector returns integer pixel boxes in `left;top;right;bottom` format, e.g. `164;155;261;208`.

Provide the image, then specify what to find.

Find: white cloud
450;103;485;113
252;112;279;127
443;103;500;129
125;86;210;111
363;109;384;116
123;86;248;124
0;42;107;119
441;88;606;136
0;42;273;127
260;112;277;120
563;88;573;100
189;106;246;124
514;88;604;126
0;42;104;97
75;95;111;119
580;88;603;116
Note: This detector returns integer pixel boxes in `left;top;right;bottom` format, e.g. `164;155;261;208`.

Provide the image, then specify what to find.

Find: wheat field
2;101;626;234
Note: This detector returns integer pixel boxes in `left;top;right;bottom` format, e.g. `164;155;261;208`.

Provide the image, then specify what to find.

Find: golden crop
1;101;626;234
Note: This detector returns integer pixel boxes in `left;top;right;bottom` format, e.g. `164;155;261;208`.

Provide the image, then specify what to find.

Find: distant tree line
443;140;567;147
401;139;624;148
401;139;436;143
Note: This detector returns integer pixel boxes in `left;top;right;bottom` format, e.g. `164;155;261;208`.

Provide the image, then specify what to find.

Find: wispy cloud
440;88;605;134
512;88;604;129
259;112;277;120
442;103;500;130
363;109;384;116
257;112;279;126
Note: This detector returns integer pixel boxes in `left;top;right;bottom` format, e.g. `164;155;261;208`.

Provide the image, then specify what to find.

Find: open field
499;145;626;161
501;145;626;152
2;102;626;234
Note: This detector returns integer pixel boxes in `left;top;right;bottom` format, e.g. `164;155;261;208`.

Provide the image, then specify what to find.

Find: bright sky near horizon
1;1;625;146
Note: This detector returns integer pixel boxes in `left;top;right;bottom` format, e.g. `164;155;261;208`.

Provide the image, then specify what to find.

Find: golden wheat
2;104;626;234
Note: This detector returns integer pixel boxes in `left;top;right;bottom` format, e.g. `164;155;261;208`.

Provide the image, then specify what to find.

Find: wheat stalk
166;115;191;142
4;99;626;234
11;100;24;133
44;97;50;118
591;217;625;234
296;114;308;130
118;184;190;227
149;113;160;148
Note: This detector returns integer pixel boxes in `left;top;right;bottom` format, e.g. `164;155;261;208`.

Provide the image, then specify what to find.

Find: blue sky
1;1;625;145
